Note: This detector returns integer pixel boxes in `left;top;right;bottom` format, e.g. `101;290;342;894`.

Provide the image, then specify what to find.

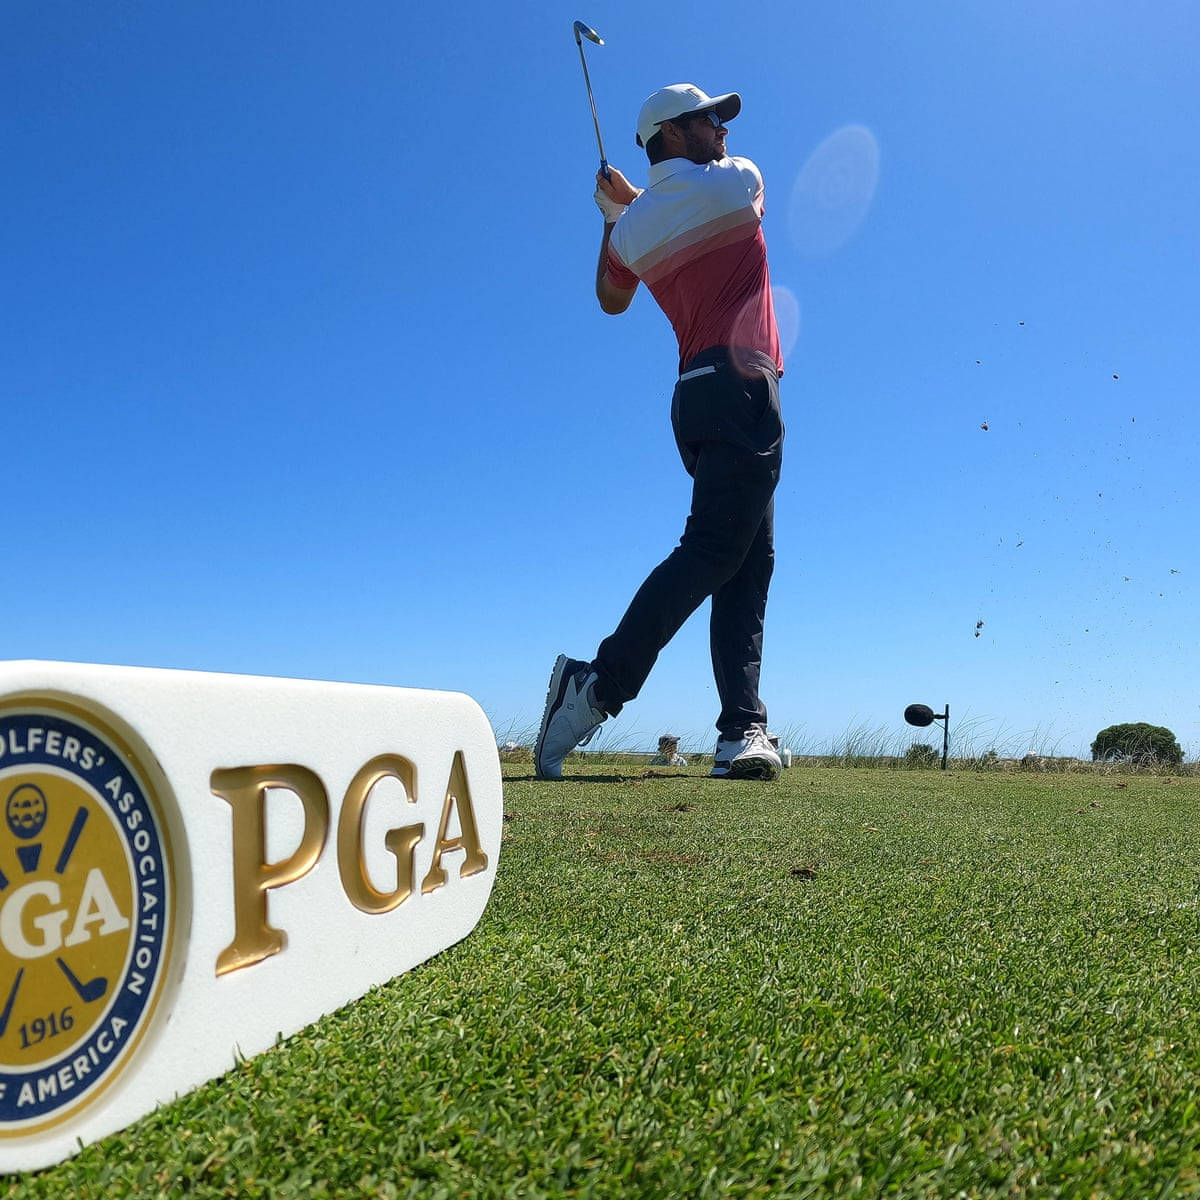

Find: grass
494;713;1198;775
10;764;1200;1198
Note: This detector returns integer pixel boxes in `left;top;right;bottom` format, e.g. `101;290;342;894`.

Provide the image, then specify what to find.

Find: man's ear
658;120;683;153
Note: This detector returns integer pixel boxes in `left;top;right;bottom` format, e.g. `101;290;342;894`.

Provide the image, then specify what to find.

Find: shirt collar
648;156;729;186
647;157;695;186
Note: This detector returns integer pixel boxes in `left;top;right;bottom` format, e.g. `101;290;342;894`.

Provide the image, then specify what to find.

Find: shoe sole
725;755;780;782
534;654;573;780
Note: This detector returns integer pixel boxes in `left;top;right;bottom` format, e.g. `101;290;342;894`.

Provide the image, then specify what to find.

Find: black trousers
592;347;784;738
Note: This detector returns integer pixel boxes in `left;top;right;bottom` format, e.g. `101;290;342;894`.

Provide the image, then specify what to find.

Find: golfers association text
1;1016;131;1110
210;751;488;975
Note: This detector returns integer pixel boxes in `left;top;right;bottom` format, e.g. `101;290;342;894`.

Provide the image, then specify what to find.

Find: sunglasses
681;110;723;129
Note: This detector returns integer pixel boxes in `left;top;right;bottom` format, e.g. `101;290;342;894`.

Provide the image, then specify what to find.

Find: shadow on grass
506;773;634;784
506;771;697;784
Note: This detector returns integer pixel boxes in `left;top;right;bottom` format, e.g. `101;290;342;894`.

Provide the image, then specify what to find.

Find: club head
78;976;109;1003
57;956;109;1003
573;19;604;45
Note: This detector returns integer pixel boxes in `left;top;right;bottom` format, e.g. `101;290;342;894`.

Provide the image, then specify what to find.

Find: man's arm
596;223;636;314
593;167;640;315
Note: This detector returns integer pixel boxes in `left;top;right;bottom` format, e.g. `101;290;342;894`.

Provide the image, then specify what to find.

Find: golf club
0;970;24;1037
573;19;610;180
57;956;108;1003
54;805;89;874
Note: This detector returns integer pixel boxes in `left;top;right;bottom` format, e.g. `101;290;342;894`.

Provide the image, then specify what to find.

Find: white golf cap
635;83;742;148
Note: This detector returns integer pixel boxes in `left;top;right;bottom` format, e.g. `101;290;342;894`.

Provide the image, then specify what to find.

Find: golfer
535;83;785;781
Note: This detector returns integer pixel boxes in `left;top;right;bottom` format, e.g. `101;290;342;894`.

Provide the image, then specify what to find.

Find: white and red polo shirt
605;155;783;375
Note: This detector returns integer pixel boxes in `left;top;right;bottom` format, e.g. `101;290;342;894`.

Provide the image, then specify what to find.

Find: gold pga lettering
210;751;487;975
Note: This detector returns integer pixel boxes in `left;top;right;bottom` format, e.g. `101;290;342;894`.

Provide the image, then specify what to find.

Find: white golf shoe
534;655;608;780
709;726;781;781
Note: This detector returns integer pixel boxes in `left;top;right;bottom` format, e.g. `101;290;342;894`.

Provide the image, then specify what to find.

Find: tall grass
490;714;1197;775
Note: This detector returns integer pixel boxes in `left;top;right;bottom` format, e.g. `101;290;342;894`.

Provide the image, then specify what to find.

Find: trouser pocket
671;353;783;474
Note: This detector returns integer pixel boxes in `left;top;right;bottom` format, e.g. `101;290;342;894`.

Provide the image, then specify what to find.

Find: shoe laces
578;721;604;749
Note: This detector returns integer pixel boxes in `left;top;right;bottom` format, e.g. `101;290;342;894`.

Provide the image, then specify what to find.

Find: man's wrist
594;186;629;222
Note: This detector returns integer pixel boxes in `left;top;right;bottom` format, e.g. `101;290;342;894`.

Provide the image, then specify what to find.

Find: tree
1090;723;1183;765
904;742;939;769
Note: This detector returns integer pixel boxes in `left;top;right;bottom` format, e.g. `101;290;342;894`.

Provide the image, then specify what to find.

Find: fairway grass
12;766;1200;1198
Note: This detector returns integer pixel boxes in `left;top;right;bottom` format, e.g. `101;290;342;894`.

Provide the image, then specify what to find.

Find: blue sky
4;1;1197;758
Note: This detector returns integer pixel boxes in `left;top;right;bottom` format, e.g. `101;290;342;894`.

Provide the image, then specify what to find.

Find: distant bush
1090;723;1183;766
904;742;939;769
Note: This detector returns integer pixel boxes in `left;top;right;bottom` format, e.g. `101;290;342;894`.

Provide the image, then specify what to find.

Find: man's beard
683;128;724;163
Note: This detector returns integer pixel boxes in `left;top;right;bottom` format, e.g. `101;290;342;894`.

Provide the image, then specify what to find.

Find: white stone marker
0;660;502;1173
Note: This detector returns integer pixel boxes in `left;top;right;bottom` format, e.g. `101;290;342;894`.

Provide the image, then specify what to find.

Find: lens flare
771;284;801;360
788;125;880;256
728;285;800;373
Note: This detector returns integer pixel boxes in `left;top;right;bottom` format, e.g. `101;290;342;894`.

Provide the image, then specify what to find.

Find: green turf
11;765;1200;1198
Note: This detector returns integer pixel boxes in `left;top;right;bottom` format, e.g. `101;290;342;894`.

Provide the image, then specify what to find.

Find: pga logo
0;703;173;1132
0;664;502;1174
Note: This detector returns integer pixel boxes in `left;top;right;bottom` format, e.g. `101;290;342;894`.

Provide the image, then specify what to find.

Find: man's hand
597;167;640;207
594;166;642;222
594;186;628;223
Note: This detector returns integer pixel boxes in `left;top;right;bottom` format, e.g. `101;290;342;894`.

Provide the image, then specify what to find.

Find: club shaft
0;970;23;1037
575;40;609;177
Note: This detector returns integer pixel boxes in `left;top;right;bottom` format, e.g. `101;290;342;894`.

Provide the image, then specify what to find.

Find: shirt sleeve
605;240;639;290
730;156;765;216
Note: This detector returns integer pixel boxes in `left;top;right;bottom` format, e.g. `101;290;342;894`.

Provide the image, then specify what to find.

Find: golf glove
594;185;631;223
